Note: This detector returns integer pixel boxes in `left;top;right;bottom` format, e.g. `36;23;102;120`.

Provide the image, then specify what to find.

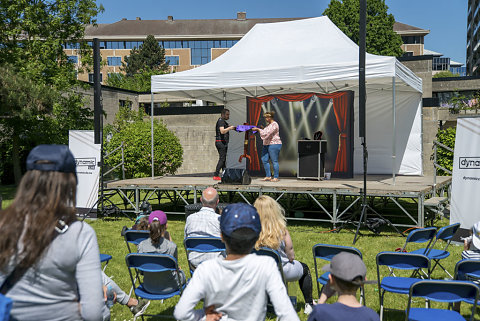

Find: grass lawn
1;185;476;320
89;216;475;321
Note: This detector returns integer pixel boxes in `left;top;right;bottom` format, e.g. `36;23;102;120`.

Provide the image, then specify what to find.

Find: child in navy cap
174;203;299;321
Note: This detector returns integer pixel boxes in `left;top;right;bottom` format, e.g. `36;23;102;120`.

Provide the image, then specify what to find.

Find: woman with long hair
252;111;282;182
0;145;104;320
254;195;314;315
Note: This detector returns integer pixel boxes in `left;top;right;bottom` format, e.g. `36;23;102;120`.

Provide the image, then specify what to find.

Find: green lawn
1;185;476;320
89;216;475;321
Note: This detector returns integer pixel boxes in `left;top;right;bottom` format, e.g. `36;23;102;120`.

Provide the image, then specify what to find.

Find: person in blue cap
174;203;299;321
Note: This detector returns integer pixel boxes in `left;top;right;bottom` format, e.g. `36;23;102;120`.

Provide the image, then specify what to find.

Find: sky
96;0;467;64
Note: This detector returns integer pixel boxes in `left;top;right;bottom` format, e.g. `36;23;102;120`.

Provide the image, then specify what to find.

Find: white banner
69;130;100;210
451;117;480;228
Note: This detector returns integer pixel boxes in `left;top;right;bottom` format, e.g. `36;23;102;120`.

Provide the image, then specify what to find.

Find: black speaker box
221;168;251;185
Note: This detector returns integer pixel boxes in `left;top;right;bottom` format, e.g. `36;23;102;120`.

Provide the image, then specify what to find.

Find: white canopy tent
151;16;423;177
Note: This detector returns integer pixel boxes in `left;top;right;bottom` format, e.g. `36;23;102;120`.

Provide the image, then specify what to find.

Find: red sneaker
213;176;221;181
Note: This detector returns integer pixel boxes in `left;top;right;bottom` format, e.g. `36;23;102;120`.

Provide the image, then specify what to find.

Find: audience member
308;252;379;321
0;145;104;320
184;187;224;268
462;221;480;260
134;216;149;231
254;195;314;314
102;271;150;319
137;210;186;291
174;203;299;321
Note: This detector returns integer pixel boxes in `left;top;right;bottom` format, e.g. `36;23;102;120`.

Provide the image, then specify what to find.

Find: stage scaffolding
104;175;451;228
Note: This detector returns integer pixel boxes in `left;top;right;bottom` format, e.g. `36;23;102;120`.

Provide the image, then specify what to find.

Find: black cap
26;145;76;177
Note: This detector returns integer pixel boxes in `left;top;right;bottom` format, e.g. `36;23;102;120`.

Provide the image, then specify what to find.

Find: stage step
424;197;449;221
424;196;448;207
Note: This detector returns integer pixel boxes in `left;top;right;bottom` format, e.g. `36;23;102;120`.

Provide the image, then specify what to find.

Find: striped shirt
259;121;282;145
184;207;224;267
462;236;480;260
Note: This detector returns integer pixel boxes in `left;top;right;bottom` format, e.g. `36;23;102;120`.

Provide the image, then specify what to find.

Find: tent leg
151;92;154;178
392;77;396;185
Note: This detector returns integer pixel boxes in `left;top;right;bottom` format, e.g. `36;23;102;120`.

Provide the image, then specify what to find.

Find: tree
323;0;403;57
106;69;159;92
123;35;169;76
433;71;460;78
0;0;102;184
104;108;183;178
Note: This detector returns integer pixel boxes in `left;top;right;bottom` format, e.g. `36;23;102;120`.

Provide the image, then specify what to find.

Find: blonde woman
252;111;282;182
254;195;314;314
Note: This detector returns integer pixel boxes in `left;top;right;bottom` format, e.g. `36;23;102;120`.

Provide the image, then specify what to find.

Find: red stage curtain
317;92;348;172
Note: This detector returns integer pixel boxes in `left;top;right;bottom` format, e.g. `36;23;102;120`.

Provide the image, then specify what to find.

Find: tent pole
392;77;396;185
151;92;154;178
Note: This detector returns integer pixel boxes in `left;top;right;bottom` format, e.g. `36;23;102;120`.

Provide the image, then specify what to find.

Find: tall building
467;0;480;75
65;13;431;84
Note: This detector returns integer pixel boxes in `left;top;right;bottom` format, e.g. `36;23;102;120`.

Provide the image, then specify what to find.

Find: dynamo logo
459;157;480;169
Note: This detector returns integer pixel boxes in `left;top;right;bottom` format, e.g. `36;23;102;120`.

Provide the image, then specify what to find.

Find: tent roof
151;16;422;102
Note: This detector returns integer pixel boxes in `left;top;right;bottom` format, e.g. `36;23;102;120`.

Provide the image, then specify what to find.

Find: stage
105;175;451;228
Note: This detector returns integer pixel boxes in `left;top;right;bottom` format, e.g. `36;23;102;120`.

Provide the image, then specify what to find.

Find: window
165;56;179;65
433;57;450;71
88;73;103;83
401;36;424;44
119;99;132;109
107;56;122;66
67;55;78;63
402;52;414;57
108;72;120;79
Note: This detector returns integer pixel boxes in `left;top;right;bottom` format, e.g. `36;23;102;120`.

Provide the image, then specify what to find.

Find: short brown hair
264;111;275;119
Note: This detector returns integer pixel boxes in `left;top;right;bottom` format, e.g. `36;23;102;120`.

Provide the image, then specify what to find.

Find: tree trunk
12;133;22;185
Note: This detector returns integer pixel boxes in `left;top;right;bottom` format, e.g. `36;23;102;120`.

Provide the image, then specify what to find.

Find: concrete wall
155;114;218;175
422;107;452;175
400;58;433;98
432;77;480;92
75;85;140;124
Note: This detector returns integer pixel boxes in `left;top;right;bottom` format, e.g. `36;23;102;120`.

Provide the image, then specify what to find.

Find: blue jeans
261;144;282;178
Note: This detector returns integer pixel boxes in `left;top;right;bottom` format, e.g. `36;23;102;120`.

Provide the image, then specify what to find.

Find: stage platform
106;175;452;228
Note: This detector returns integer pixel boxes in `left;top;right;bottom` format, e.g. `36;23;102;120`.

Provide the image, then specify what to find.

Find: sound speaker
297;140;326;180
221;168;251;185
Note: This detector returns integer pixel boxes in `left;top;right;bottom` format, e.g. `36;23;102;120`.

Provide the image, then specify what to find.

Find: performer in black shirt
214;108;235;180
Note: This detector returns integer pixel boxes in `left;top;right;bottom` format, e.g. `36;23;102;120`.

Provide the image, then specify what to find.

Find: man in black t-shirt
214;109;235;180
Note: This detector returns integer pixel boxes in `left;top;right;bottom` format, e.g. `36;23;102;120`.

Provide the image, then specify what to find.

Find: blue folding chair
376;251;430;320
183;236;226;276
411;223;460;278
252;247;296;310
100;253;112;272
400;227;437;253
252;247;287;285
454;259;480;305
406;280;479;321
312;243;365;304
124;230;150;253
125;253;186;321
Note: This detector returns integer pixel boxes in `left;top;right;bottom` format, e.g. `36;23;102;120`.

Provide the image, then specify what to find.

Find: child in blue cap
174;203;299;321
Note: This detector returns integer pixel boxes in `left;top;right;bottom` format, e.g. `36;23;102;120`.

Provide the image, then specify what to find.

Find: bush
435;127;456;176
105;119;183;178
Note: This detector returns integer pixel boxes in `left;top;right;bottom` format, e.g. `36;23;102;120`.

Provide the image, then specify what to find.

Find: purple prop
236;125;255;132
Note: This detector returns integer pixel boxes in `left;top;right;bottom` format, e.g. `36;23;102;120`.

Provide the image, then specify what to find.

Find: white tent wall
352;88;422;175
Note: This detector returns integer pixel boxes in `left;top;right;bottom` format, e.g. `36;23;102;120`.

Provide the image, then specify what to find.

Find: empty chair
411;223;460;278
376;251;430;320
400;227;437;253
312;243;365;304
125;253;186;321
183;236;226;276
124;230;150;253
406;280;479;321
